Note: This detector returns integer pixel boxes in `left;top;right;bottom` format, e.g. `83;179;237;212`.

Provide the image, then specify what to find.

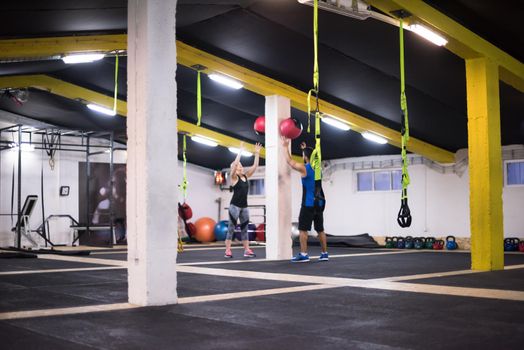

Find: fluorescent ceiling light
362;132;388;144
321;116;351;131
87;103;116;116
191;135;218;147
228;147;253;157
62;53;105;64
208;74;243;90
407;24;448;46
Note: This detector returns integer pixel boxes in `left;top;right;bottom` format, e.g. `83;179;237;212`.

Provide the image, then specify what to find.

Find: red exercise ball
254;116;265;135
194;217;217;243
280;118;303;139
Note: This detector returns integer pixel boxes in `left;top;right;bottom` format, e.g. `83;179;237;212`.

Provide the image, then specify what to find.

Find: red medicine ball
178;203;193;221
280;118;303;139
254;116;265;135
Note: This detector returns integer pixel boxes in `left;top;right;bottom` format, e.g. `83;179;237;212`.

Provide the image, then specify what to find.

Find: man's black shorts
298;206;324;232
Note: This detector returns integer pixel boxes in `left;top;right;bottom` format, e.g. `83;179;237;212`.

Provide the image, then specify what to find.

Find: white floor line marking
373;269;482;282
182;246;266;252
36;254;126;267
178;250;417;266
177;284;340;304
504;264;524;270
367;281;524;302
36;249;415;268
0;303;139;321
372;263;524;282
89;246;268;255
0;266;126;276
177;265;524;301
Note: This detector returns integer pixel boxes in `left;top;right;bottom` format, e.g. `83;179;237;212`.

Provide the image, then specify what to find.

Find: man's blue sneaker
291;253;310;263
319;252;329;261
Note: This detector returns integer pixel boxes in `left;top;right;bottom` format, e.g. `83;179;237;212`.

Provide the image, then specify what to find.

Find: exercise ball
254;116;265;135
194;217;217;243
256;223;265;241
214;220;229;241
280;118;302;139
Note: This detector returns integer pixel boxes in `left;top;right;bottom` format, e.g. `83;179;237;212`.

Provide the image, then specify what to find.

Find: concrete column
127;0;178;305
466;57;504;271
265;95;293;260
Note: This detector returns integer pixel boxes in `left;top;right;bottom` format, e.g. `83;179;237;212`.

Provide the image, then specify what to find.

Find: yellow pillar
465;57;504;271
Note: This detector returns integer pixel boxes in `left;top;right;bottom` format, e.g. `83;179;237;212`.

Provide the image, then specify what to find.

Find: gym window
357;170;402;192
505;160;524;186
248;178;265;196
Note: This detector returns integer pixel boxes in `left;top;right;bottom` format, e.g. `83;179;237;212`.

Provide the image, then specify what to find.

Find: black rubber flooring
408;268;524;291
3;286;524;350
0;268;306;313
2;249;524;349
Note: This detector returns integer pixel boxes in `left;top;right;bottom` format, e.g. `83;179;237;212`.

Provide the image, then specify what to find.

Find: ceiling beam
0;34;454;163
367;0;524;93
0;34;126;60
0;75;127;116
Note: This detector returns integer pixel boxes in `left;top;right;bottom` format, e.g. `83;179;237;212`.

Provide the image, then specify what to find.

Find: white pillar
265;95;293;260
127;0;178;306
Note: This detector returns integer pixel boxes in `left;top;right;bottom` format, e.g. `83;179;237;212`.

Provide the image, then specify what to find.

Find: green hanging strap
197;70;202;126
307;0;324;206
397;19;412;228
179;134;188;201
307;0;320;133
113;54;119;114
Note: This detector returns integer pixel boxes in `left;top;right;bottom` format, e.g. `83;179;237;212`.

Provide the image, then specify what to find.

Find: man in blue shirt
282;138;328;262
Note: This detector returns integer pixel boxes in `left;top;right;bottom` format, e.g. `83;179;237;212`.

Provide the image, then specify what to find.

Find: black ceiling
0;0;523;170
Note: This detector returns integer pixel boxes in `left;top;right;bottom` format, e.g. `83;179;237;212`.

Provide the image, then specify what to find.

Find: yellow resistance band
180;134;188;201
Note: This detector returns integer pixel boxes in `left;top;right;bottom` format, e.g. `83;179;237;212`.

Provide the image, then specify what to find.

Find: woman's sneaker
243;249;256;258
224;250;233;259
291;253;310;263
319;252;329;261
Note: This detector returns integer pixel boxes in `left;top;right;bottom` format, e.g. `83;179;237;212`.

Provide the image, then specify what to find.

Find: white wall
320;160;523;238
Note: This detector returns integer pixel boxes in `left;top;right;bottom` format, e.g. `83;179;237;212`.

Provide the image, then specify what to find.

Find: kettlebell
433;239;444;250
504;238;514;251
446;235;458;250
414;237;425;250
391;236;398;249
512;238;520;252
519;240;524;253
397;237;405;249
405;236;414;249
385;237;394;248
425;237;436;249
